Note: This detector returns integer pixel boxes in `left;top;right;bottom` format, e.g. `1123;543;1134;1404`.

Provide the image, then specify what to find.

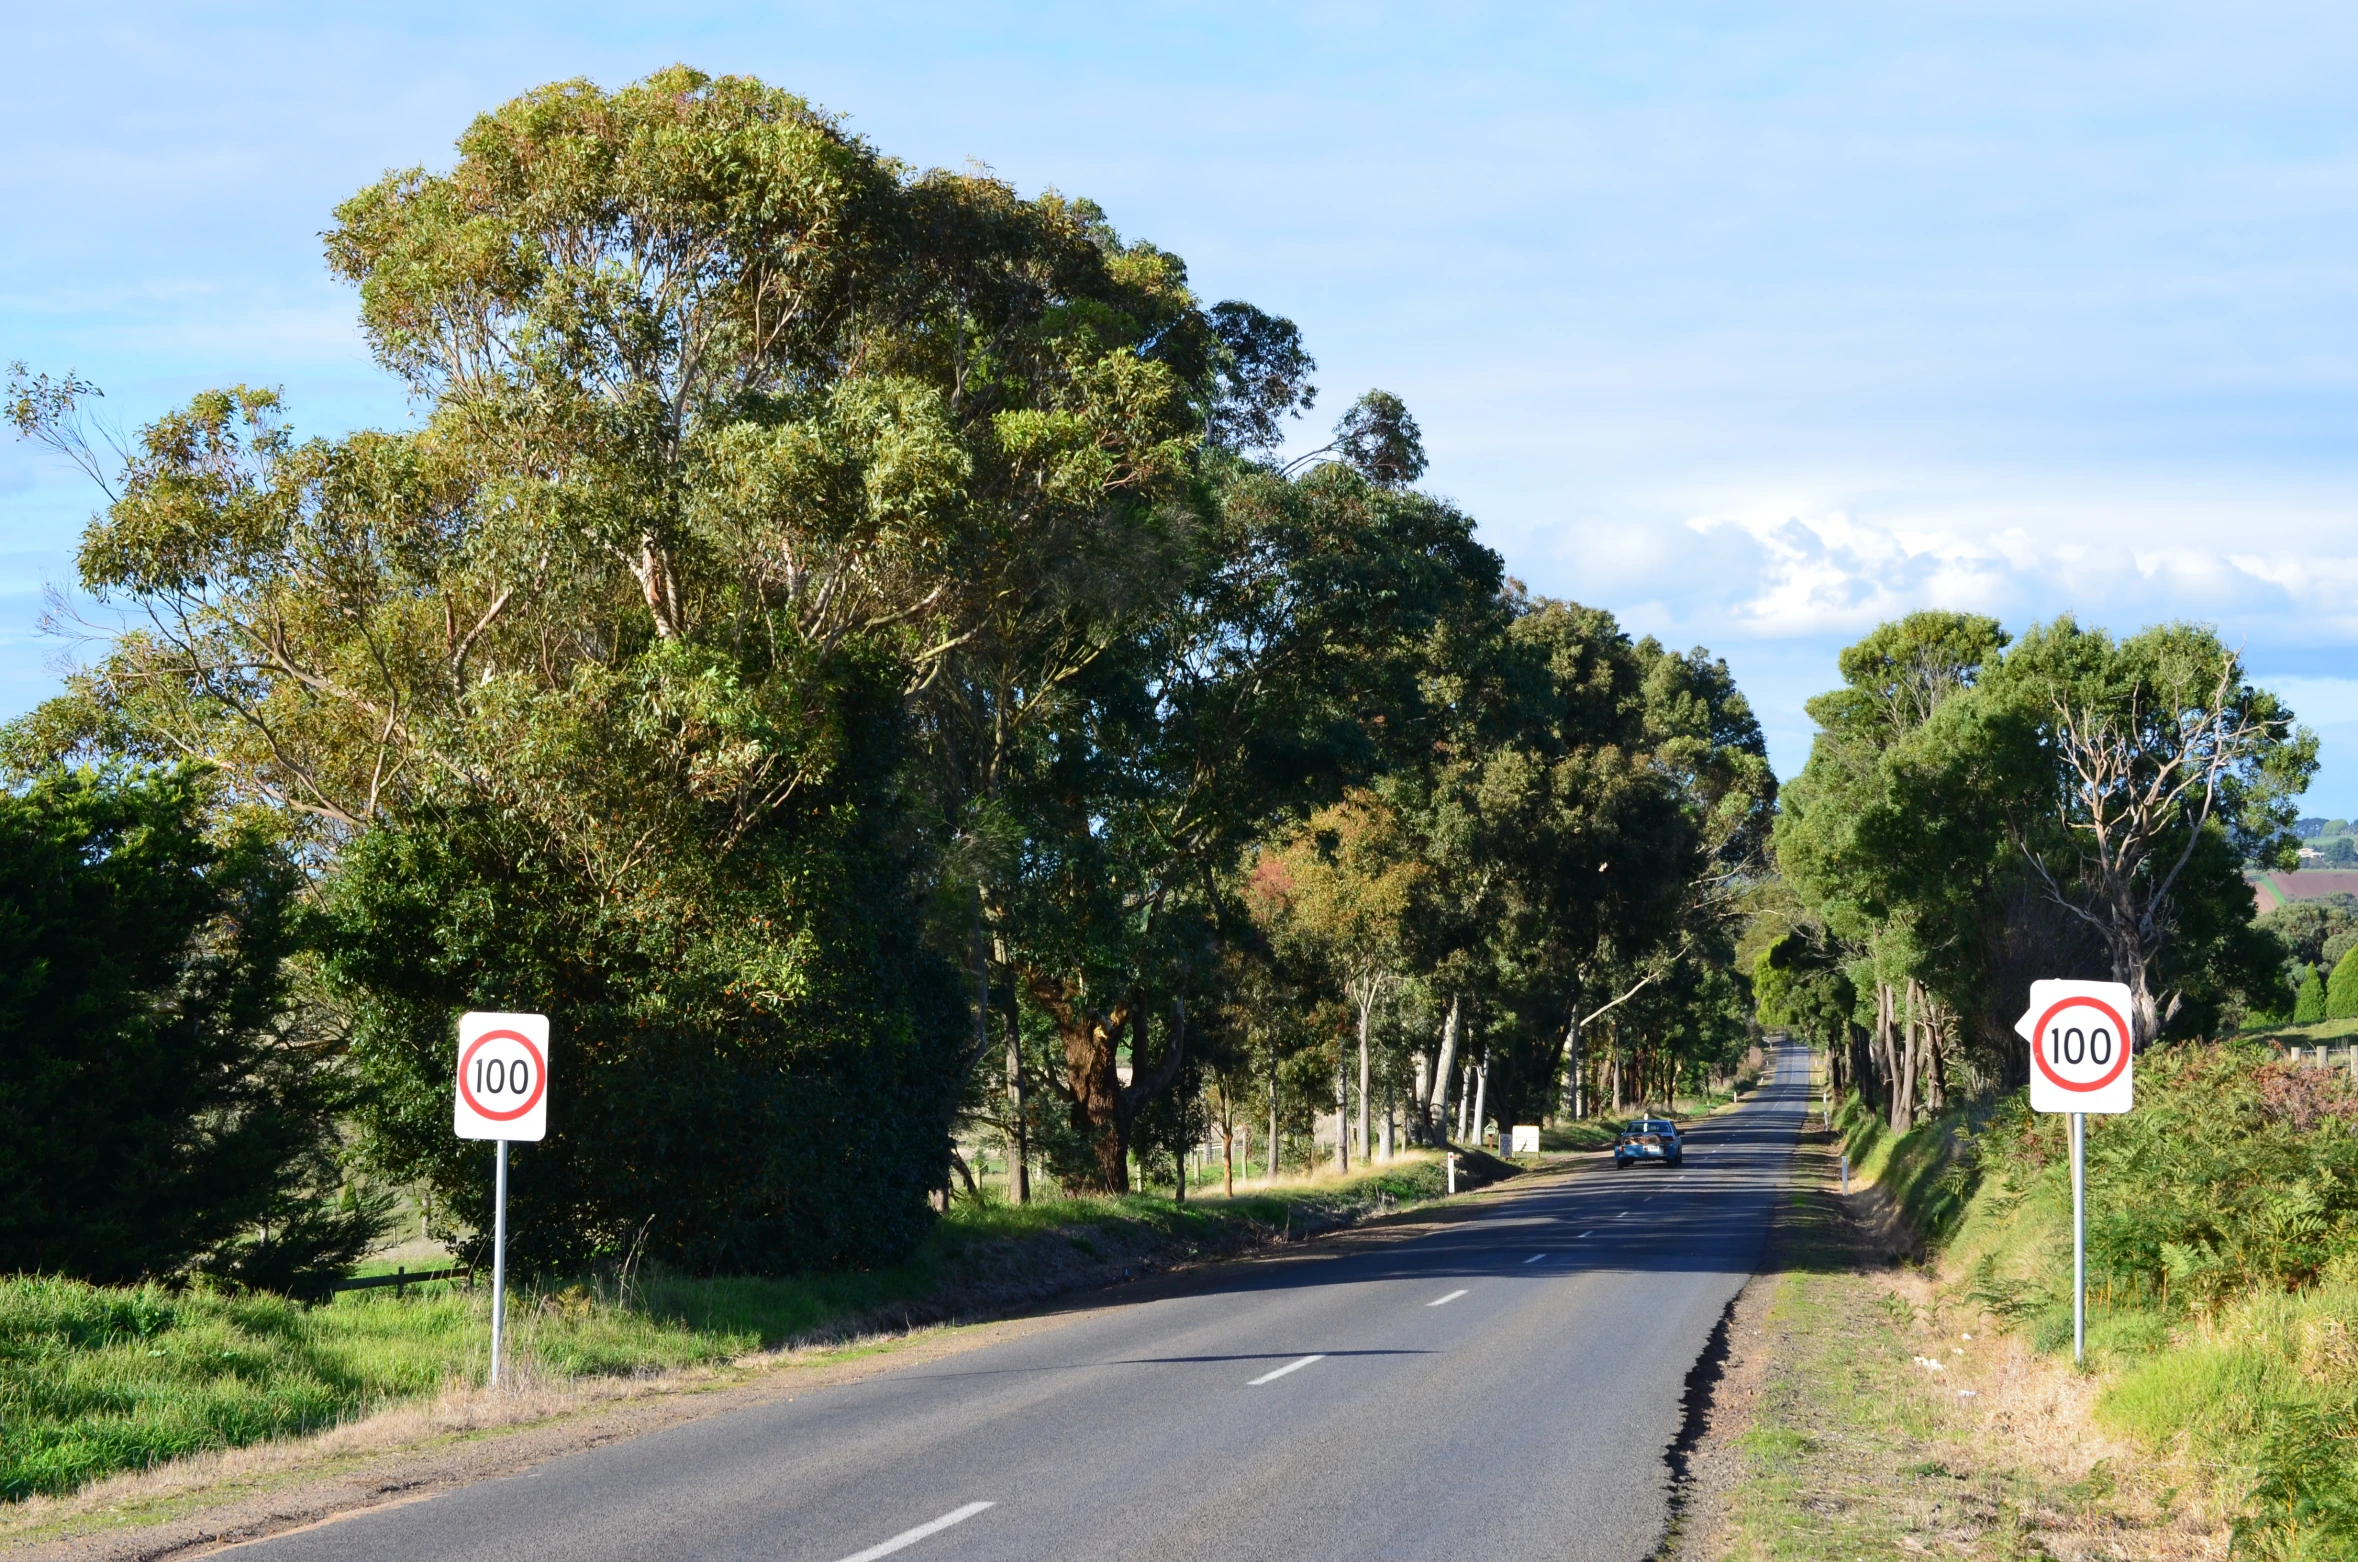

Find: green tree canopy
1780;608;2315;1129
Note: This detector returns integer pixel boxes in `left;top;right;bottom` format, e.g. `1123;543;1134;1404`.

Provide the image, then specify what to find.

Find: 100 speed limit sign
2012;979;2134;1114
454;1012;550;1141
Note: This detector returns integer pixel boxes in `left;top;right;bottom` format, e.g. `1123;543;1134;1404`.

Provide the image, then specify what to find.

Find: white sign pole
2069;1112;2086;1366
454;1012;550;1393
2013;979;2133;1371
490;1140;510;1387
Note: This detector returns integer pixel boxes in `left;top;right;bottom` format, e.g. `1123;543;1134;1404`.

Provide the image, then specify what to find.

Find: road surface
249;1044;1808;1561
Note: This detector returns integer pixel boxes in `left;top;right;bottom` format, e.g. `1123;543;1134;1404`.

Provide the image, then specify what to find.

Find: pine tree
2295;965;2326;1023
2327;947;2358;1020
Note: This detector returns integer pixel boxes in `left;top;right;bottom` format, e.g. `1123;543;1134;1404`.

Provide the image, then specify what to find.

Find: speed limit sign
451;1011;549;1391
454;1012;550;1142
2012;979;2134;1115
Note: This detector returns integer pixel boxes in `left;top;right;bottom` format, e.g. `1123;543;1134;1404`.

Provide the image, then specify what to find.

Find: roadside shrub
2235;1397;2358;1560
1978;1043;2358;1311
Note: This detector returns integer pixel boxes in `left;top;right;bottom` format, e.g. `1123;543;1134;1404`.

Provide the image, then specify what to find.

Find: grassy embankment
2239;1015;2358;1048
1714;1045;2358;1559
3;1155;1467;1505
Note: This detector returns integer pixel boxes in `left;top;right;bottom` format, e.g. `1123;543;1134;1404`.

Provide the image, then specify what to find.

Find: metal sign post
2013;979;2133;1369
490;1140;510;1387
2068;1111;2086;1365
454;1012;550;1391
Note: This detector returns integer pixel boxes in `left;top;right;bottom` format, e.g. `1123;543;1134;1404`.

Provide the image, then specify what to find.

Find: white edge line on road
1428;1289;1469;1307
1248;1353;1326;1385
832;1501;994;1562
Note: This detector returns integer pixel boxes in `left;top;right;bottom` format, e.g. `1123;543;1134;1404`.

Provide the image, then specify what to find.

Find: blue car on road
1613;1117;1683;1168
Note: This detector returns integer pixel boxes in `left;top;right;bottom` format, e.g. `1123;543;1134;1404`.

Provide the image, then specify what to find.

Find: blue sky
8;3;2358;809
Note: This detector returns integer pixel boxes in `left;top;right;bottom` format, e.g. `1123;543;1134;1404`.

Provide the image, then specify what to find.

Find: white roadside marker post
454;1012;551;1390
2014;979;2134;1369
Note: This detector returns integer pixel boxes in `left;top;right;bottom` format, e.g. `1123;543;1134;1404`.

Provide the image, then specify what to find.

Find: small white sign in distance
2012;980;2134;1114
454;1012;550;1141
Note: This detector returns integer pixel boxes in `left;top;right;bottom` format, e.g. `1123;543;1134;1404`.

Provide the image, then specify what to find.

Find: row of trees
4;67;1770;1287
1106;594;1774;1197
1759;610;2314;1130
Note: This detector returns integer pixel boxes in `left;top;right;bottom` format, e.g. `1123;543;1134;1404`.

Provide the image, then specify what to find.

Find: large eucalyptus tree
5;68;1325;1263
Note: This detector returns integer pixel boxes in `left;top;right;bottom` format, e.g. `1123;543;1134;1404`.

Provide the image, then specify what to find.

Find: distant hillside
2247;869;2358;909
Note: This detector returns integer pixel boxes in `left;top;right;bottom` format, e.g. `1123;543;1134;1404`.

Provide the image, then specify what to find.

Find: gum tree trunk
1333;1049;1350;1173
1471;1053;1489;1150
1267;1051;1280;1178
1354;977;1376;1165
1428;994;1462;1144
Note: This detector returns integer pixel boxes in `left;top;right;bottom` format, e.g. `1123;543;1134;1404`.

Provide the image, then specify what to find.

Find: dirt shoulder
2;1156;1589;1562
1666;1124;2223;1561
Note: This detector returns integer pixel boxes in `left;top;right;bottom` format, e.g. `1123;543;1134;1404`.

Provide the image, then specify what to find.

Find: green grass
2089;1284;2358;1556
0;1155;1461;1505
2242;1016;2358;1045
0;1274;769;1504
1537;1119;1620;1151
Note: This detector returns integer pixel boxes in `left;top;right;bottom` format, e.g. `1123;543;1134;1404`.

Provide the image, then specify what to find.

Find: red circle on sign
2031;996;2132;1093
459;1029;546;1121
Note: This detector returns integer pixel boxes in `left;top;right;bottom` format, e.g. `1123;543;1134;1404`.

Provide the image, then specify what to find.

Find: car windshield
1623;1122;1650;1134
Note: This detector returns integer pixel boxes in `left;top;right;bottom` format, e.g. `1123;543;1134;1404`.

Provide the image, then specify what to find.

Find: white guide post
454;1012;551;1393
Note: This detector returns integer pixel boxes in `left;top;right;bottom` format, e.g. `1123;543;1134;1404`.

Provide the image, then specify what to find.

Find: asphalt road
250;1044;1808;1562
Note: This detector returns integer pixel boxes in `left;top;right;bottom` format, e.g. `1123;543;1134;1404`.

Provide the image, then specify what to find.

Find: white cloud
2262;676;2358;728
1685;508;2026;637
1617;498;2358;651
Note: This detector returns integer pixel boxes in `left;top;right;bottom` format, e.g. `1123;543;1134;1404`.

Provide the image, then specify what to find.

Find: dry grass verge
1688;1126;2225;1560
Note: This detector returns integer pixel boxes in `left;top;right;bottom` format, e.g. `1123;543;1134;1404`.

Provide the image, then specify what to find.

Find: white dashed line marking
1523;1253;1546;1264
1248;1354;1327;1385
832;1502;995;1562
1428;1289;1469;1307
